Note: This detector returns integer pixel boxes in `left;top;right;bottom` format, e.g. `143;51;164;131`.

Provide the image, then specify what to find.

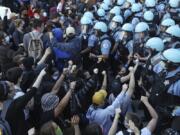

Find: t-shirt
40;110;55;127
116;127;151;135
5;87;37;135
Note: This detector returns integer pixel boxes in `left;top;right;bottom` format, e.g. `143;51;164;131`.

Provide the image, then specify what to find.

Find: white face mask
109;22;117;30
34;14;40;19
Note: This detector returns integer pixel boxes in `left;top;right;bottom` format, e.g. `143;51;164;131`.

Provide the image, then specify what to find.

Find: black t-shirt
40;110;65;129
5;87;37;135
40;110;55;127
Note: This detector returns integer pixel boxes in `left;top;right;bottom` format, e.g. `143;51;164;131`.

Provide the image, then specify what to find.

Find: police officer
144;0;160;24
143;10;158;37
79;16;95;70
89;21;111;69
109;15;123;41
100;3;110;12
121;0;134;21
112;23;134;67
109;6;121;20
134;22;149;56
159;18;175;39
131;3;143;27
144;37;165;67
116;0;125;7
163;0;180;23
165;25;180;49
160;48;180;98
96;8;107;22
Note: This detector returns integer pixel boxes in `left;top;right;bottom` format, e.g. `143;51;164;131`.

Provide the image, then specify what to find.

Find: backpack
149;71;180;106
0;100;12;135
28;32;44;62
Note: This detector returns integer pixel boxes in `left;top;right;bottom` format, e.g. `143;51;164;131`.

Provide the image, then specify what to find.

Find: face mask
34;14;40;19
55;127;63;135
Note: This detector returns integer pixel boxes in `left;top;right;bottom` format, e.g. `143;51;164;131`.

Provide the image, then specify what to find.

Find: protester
0;0;180;135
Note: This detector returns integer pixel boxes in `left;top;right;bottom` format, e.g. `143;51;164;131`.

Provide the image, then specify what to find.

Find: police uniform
167;67;180;96
100;35;112;56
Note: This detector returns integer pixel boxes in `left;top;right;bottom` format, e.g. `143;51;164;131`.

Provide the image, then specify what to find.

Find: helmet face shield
135;32;145;40
109;21;117;30
120;31;128;41
94;29;100;37
160;25;167;33
81;25;88;34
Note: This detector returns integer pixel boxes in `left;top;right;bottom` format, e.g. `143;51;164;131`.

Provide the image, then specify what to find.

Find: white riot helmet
97;8;106;17
135;22;149;33
161;18;175;27
122;23;134;32
166;25;180;38
143;11;154;21
131;3;142;13
112;15;123;24
145;0;156;7
161;48;180;63
169;0;180;8
94;22;108;33
145;37;164;52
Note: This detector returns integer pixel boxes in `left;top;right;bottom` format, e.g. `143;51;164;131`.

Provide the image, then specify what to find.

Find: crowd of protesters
0;0;180;135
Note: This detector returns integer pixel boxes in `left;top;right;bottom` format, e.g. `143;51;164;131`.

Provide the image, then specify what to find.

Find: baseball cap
66;26;75;37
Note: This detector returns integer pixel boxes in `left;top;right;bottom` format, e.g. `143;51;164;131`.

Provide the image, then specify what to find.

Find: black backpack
0;100;12;135
149;71;180;106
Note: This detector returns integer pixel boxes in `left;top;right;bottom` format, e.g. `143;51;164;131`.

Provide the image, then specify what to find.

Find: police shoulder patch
102;43;109;49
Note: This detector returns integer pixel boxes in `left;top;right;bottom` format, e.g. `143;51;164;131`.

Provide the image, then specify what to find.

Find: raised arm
37;47;52;65
71;115;81;135
126;67;135;97
14;68;46;110
119;73;130;83
32;68;47;89
141;96;158;133
54;81;76;118
101;71;107;90
51;68;68;94
108;108;121;135
105;84;128;115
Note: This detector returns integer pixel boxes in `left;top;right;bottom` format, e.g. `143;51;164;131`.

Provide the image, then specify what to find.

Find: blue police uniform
167;67;180;96
153;64;180;96
88;34;98;48
100;35;111;56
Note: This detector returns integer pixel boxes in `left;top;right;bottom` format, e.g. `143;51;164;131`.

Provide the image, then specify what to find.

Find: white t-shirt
116;127;151;135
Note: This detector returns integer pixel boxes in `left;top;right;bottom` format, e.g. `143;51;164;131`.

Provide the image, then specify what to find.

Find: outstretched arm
108;108;121;135
141;96;158;133
54;81;76;118
51;68;68;94
126;67;135;97
101;71;107;90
